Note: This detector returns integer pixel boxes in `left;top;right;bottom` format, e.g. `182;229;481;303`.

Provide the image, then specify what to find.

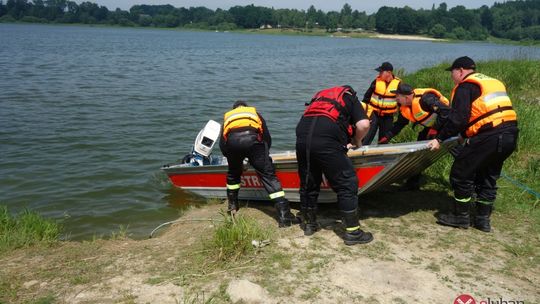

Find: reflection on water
163;187;209;209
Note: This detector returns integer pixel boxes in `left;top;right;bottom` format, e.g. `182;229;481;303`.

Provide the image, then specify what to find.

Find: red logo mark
454;294;476;304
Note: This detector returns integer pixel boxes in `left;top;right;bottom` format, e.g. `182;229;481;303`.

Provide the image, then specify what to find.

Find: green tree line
1;0;539;41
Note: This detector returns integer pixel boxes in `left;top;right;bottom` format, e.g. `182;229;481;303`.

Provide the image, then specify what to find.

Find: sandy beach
373;33;444;41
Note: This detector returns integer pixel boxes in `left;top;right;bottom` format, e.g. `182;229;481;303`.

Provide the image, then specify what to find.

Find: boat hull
161;140;456;203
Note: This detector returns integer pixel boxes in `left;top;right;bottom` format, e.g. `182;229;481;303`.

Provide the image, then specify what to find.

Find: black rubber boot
226;189;239;215
300;207;320;236
437;200;470;229
341;209;373;245
273;199;298;228
473;202;493;232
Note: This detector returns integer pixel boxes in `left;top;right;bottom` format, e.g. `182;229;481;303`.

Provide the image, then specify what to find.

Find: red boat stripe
169;166;384;189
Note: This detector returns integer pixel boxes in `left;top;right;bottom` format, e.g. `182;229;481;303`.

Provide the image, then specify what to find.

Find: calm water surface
1;24;539;239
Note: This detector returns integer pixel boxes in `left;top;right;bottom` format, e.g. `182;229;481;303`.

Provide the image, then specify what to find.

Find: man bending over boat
220;100;297;227
378;83;451;190
296;85;373;245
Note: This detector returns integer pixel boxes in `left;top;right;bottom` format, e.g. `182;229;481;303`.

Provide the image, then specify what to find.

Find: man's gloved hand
427;128;438;139
378;136;390;144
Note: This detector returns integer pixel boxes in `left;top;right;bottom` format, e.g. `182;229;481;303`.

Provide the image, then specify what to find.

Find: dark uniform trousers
296;140;359;212
225;130;283;196
362;113;394;145
450;124;518;202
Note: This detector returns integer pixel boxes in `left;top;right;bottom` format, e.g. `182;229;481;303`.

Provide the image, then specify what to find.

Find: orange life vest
369;77;401;115
223;106;263;138
399;88;450;127
451;73;517;137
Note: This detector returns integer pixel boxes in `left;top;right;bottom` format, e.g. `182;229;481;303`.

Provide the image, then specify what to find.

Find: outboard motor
182;120;221;166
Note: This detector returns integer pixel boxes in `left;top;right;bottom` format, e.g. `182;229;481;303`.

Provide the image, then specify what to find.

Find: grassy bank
0;206;61;253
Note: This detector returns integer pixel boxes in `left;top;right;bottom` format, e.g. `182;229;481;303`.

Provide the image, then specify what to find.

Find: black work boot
473;202;493;232
226;189;239;216
273;199;298;228
300;207;320;236
437;200;470;229
341;209;373;245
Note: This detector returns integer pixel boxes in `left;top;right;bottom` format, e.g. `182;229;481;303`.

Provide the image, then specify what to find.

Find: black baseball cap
375;62;393;72
233;100;248;108
391;83;414;95
445;56;476;71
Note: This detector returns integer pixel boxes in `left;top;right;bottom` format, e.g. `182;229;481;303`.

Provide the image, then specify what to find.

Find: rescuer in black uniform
296;85;373;245
220;101;297;227
427;57;518;232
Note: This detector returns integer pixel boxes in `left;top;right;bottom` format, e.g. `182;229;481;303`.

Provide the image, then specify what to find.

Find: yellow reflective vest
361;101;374;118
369;77;401;115
451;73;517;137
399;88;450;127
223;106;263;138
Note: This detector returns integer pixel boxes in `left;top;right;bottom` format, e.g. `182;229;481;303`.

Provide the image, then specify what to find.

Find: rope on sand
149;218;224;238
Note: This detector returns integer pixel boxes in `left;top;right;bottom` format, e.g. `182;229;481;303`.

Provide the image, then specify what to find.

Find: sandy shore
373;33;444;41
1;198;538;303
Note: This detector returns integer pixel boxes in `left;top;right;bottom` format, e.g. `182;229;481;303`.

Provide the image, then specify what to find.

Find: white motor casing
193;120;221;157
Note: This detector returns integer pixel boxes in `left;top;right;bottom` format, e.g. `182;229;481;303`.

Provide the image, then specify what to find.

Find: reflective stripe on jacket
451;73;517;137
400;88;450;127
369;77;401;115
223;106;263;138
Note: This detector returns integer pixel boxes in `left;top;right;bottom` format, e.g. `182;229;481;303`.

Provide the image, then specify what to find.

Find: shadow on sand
239;183;455;240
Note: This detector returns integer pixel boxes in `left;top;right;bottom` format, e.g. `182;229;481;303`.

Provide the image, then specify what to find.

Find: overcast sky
86;1;500;13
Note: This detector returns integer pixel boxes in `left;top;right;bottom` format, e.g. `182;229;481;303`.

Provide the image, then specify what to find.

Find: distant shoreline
0;22;442;42
3;22;539;46
234;27;446;42
238;29;538;46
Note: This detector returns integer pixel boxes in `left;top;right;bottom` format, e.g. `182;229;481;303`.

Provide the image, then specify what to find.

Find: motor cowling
182;120;221;166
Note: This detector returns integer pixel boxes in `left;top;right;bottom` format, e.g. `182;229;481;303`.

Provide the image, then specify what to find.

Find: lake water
1;23;539;239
